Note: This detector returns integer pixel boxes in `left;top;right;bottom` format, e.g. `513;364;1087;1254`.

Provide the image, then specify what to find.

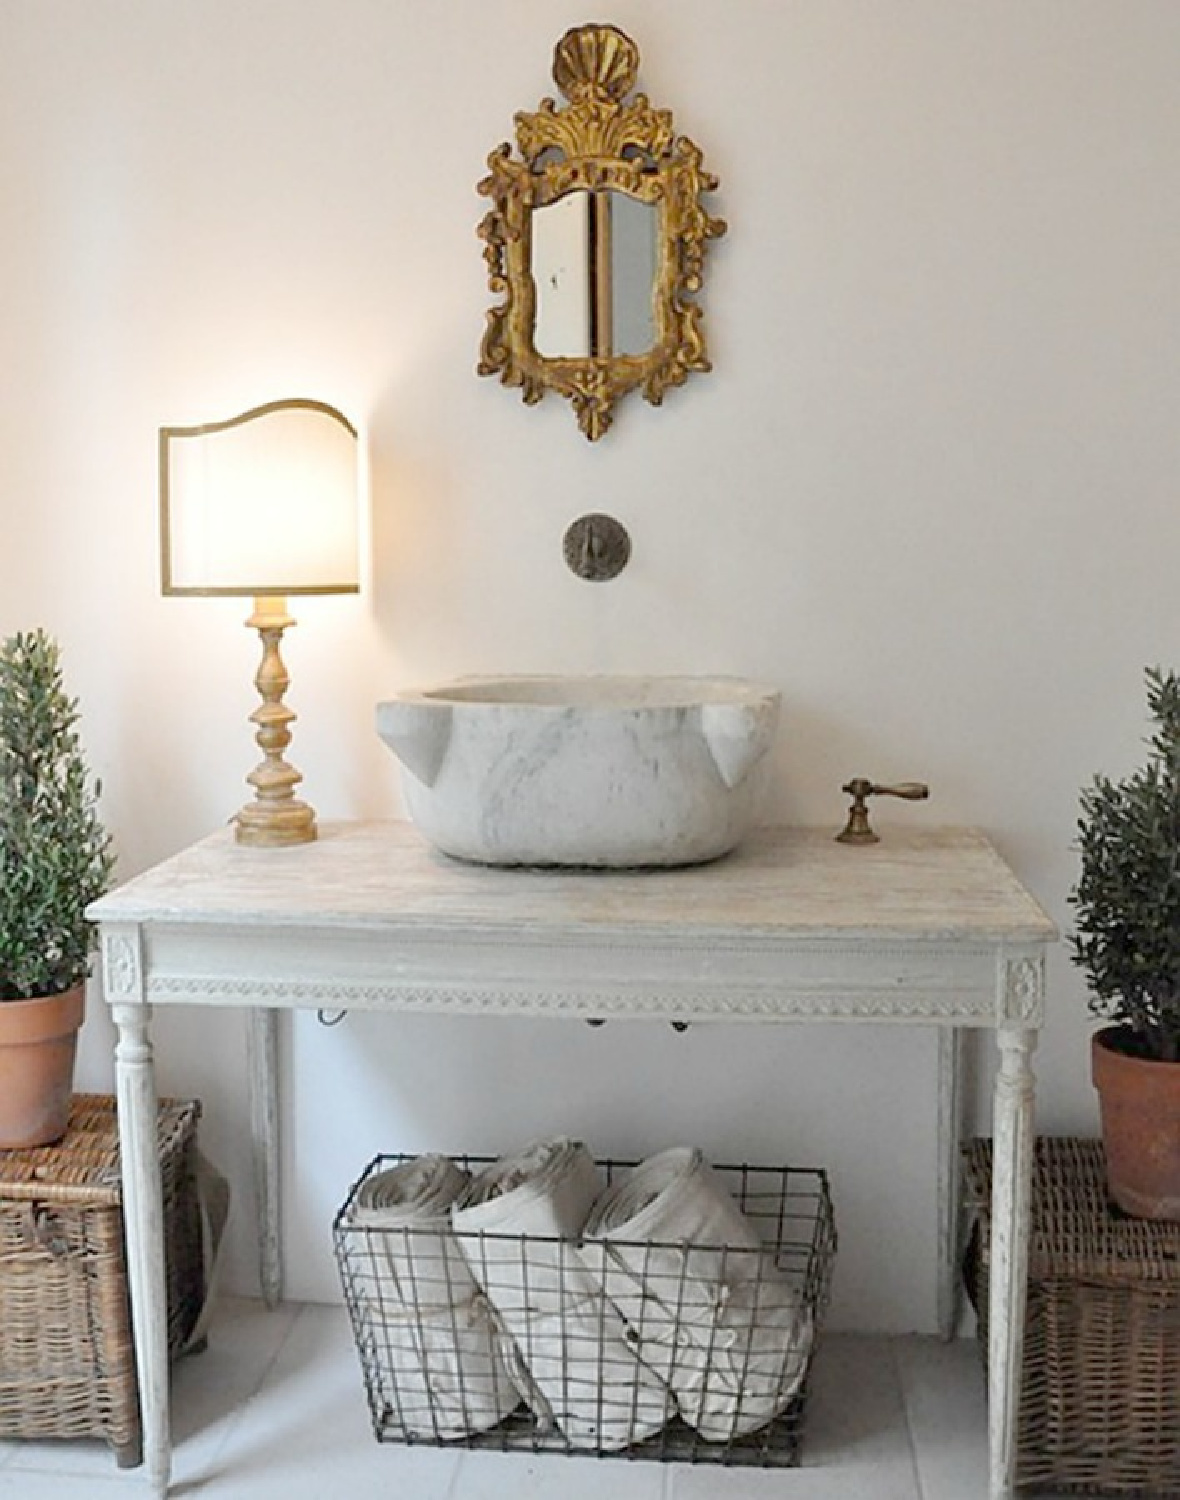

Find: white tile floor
0;1297;1069;1499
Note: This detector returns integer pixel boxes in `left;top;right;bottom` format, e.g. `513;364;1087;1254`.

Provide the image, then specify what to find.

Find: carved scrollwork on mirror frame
477;23;726;441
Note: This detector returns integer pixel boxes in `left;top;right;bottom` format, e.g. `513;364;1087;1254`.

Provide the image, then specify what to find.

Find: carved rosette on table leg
107;925;171;1498
988;1023;1037;1500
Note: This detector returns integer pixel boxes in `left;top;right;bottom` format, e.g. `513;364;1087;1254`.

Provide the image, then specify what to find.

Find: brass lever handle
837;778;930;845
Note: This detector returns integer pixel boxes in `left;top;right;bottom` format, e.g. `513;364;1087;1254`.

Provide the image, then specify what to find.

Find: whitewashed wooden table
89;821;1055;1499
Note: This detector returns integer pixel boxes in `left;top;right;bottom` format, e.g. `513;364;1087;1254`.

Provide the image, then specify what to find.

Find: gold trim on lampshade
159;398;359;598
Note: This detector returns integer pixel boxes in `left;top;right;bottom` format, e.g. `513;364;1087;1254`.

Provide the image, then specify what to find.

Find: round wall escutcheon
563;513;631;581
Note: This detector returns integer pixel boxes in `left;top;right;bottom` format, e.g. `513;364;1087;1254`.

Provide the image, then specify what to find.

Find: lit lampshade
160;398;360;847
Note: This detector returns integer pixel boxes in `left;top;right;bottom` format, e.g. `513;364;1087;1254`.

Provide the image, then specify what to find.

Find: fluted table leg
988;1025;1036;1500
114;999;170;1498
247;1006;282;1307
936;1025;964;1340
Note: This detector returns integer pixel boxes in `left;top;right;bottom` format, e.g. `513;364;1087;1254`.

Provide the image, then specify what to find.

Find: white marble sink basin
375;675;781;868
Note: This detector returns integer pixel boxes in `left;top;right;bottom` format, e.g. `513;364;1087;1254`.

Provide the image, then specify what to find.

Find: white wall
3;1;1179;1333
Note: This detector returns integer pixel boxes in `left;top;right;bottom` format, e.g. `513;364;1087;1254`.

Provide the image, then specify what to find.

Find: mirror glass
610;193;658;357
532;191;658;360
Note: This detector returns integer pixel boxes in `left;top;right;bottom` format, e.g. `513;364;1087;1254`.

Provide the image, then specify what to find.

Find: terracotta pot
1092;1025;1180;1220
0;984;84;1149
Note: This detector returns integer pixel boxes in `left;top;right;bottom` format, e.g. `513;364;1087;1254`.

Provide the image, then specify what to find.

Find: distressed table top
90;821;1057;946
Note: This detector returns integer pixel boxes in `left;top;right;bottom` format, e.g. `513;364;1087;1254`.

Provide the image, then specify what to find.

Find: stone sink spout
377;699;454;789
375;675;781;869
697;700;778;790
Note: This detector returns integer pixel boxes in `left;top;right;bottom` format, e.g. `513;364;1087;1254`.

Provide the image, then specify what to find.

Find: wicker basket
964;1136;1180;1494
335;1154;835;1468
0;1093;205;1467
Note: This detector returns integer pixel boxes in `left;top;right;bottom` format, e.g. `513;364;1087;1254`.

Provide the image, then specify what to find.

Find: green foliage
1069;667;1180;1063
0;630;114;1001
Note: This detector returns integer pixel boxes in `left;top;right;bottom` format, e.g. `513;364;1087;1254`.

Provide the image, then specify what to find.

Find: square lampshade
160;398;359;597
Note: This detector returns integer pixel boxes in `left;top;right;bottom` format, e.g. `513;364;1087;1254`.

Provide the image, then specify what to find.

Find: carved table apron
89;821;1055;1500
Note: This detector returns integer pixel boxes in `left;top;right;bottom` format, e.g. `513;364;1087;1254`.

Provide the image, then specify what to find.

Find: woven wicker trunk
964;1136;1180;1495
0;1094;204;1466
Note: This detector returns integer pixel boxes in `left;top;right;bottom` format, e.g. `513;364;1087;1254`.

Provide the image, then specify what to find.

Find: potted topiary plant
1070;666;1180;1219
0;629;113;1147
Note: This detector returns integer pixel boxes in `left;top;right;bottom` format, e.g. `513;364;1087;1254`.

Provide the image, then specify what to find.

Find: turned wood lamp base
235;595;317;847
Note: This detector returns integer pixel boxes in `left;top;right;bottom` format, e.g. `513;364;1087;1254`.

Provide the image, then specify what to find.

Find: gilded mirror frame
477;24;726;441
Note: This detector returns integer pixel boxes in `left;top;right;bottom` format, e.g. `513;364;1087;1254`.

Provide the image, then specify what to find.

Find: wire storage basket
334;1154;835;1467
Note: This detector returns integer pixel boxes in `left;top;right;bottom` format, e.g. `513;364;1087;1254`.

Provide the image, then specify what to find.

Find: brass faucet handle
837;778;930;845
868;781;930;803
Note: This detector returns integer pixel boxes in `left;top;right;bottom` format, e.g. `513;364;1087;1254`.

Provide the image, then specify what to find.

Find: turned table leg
114;998;171;1499
988;1025;1036;1500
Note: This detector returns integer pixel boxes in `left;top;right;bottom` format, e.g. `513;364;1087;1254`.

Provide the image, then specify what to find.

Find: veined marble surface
90;822;1056;945
374;675;781;867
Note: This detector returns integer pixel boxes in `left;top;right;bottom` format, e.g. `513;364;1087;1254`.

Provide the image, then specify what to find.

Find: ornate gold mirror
477;24;726;440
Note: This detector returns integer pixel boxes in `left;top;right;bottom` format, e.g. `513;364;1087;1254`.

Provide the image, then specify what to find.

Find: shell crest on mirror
552;23;639;102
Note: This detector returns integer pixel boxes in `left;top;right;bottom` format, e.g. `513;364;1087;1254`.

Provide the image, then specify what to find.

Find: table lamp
159;397;359;847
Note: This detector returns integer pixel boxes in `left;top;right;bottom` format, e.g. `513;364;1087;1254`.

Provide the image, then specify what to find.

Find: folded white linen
349;1153;521;1439
583;1146;813;1442
451;1137;673;1451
